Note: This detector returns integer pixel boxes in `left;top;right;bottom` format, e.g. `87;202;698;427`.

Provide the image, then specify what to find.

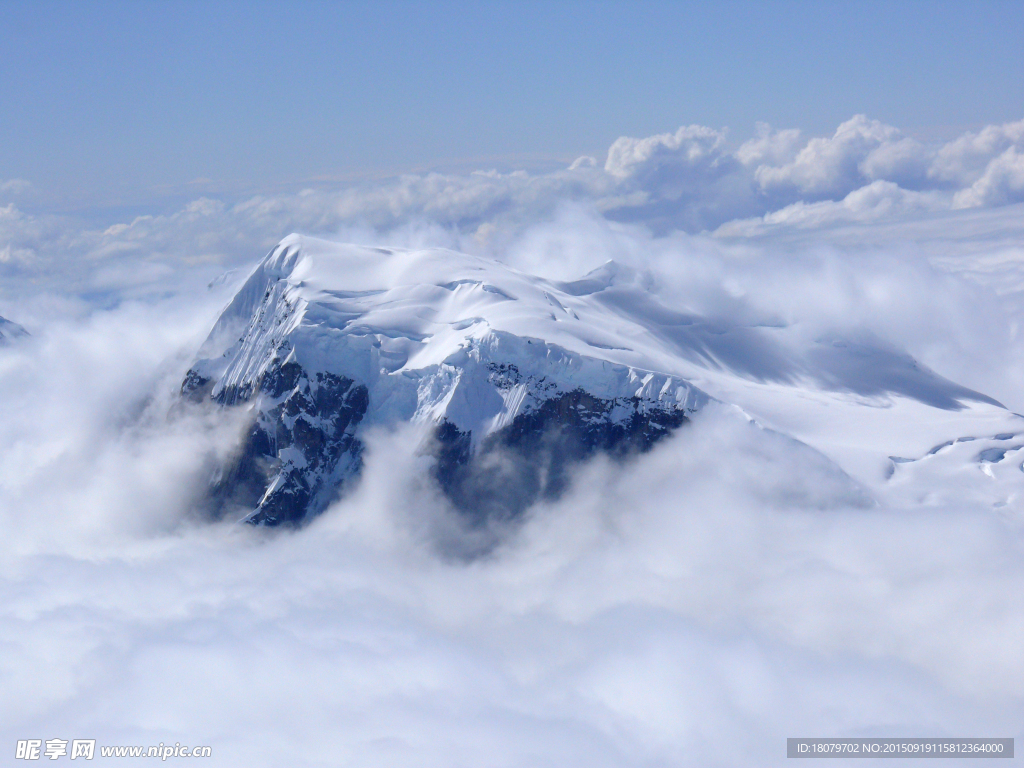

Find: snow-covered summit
184;234;708;526
190;234;706;422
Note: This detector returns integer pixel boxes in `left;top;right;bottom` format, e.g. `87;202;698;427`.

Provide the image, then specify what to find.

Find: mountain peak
182;236;707;531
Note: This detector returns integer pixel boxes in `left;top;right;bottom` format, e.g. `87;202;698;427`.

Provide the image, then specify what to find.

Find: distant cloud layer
3;115;1024;303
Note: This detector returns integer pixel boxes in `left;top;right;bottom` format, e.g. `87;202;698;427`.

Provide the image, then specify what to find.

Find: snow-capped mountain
0;316;28;345
183;235;708;526
184;234;1023;528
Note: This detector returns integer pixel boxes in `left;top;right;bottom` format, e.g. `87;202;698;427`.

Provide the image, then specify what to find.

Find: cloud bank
1;115;1024;766
3;115;1024;303
1;356;1021;765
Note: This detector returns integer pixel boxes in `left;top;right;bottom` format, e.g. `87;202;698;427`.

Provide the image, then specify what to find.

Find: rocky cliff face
184;358;368;525
431;376;691;526
182;234;708;526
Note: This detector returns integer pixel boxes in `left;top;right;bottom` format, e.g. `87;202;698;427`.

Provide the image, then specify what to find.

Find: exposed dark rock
430;387;688;527
187;358;368;526
188;354;689;530
181;369;213;403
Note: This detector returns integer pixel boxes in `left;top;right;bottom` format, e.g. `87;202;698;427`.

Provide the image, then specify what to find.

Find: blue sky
1;0;1022;211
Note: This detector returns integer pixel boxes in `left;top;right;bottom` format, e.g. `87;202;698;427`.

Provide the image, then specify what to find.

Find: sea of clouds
1;116;1023;766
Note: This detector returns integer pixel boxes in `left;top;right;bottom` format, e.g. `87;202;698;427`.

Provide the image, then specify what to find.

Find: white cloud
603;124;729;181
735;122;803;167
750;115;930;200
953;146;1024;208
930;118;1024;186
718;181;949;233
